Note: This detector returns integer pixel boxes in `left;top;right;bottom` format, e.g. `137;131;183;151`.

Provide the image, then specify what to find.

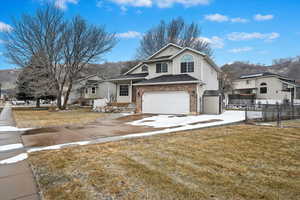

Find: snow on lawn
0;126;30;132
128;111;245;128
0;153;28;164
0;143;23;152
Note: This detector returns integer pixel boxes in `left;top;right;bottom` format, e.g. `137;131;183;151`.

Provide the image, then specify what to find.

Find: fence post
277;104;281;128
245;105;248;123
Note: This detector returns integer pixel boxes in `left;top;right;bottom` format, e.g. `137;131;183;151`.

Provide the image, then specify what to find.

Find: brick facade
135;83;198;114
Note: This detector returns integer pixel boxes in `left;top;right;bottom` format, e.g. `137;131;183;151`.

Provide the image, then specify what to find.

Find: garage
142;91;190;114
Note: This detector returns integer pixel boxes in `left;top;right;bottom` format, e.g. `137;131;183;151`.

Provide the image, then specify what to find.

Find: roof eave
133;80;203;86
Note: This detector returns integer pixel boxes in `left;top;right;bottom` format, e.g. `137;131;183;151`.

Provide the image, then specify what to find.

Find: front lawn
29;125;300;200
13;108;107;128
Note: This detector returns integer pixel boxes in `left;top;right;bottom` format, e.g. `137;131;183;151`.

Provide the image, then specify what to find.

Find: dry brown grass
29;125;300;200
13;108;106;128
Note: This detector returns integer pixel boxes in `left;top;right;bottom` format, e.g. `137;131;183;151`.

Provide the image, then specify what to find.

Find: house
68;74;116;105
228;72;300;105
109;43;222;115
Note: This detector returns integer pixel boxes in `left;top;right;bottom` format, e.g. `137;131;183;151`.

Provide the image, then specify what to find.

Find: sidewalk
0;104;39;200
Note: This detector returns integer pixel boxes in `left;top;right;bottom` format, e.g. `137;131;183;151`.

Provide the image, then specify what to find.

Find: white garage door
142;91;190;114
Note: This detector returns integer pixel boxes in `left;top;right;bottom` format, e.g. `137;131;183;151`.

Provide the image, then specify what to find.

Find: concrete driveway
21;114;162;147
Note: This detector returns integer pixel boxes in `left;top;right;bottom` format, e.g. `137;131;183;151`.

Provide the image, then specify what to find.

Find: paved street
0;104;39;200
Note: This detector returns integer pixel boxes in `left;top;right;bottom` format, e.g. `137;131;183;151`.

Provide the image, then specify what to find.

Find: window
156;63;168;73
92;87;96;94
119;85;129;96
260;82;267;94
85;88;88;94
246;80;250;84
141;65;148;72
181;54;194;73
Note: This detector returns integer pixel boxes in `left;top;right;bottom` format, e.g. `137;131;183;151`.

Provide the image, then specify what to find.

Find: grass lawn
29;125;300;200
13;108;106;128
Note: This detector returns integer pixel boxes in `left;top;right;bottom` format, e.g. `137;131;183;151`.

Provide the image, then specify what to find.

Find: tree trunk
56;91;62;110
36;98;40;108
62;82;73;110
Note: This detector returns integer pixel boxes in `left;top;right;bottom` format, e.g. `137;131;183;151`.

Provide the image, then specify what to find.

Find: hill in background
221;56;300;80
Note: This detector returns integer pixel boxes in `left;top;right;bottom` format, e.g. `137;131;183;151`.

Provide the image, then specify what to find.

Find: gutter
133;80;204;86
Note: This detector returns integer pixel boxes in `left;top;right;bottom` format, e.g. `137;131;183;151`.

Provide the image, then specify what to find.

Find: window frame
260;82;267;94
119;85;129;96
156;63;168;73
180;54;194;73
91;87;96;94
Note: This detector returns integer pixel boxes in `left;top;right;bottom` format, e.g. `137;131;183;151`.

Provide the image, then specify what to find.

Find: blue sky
0;0;300;69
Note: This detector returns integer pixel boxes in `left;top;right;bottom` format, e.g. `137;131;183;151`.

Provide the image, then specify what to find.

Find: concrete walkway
0;104;39;200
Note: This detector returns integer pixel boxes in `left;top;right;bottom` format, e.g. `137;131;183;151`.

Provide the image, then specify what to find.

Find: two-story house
229;72;300;105
109;43;222;115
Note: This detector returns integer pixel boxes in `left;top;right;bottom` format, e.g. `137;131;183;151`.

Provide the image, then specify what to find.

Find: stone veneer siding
135;83;198;114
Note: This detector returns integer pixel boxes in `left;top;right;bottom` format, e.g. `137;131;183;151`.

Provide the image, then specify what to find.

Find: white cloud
109;0;211;8
205;14;248;23
231;17;248;23
109;0;152;7
0;22;12;32
227;32;280;41
156;0;211;8
204;13;229;22
116;31;142;38
254;14;274;21
54;0;78;10
228;47;253;53
199;36;224;49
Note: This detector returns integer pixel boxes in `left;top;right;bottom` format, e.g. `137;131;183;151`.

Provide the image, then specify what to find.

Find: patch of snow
27;141;90;153
0;143;23;152
128;111;245;128
121;112;134;116
0;126;30;132
0;153;28;164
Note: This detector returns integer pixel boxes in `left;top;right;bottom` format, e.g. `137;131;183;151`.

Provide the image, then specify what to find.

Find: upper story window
119;85;129;96
260;82;267;94
91;87;96;94
156;63;168;73
141;65;148;72
181;54;194;73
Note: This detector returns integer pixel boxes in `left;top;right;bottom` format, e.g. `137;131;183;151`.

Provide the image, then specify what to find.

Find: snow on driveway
128;111;245;128
0;126;30;132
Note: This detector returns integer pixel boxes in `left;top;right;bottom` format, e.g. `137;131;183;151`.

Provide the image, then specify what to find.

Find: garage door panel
142;91;190;114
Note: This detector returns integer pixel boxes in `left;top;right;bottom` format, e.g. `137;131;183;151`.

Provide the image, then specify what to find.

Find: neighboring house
68;74;116;105
109;43;222;115
228;72;300;105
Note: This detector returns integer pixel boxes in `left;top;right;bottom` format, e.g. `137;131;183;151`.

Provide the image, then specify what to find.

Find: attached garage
142;91;190;114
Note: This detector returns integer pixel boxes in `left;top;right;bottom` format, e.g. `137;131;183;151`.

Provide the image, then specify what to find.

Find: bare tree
4;6;116;109
136;17;212;59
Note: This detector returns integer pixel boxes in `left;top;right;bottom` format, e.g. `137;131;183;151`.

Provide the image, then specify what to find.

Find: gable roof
170;47;221;73
125;43;221;75
124;43;182;75
147;43;183;60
